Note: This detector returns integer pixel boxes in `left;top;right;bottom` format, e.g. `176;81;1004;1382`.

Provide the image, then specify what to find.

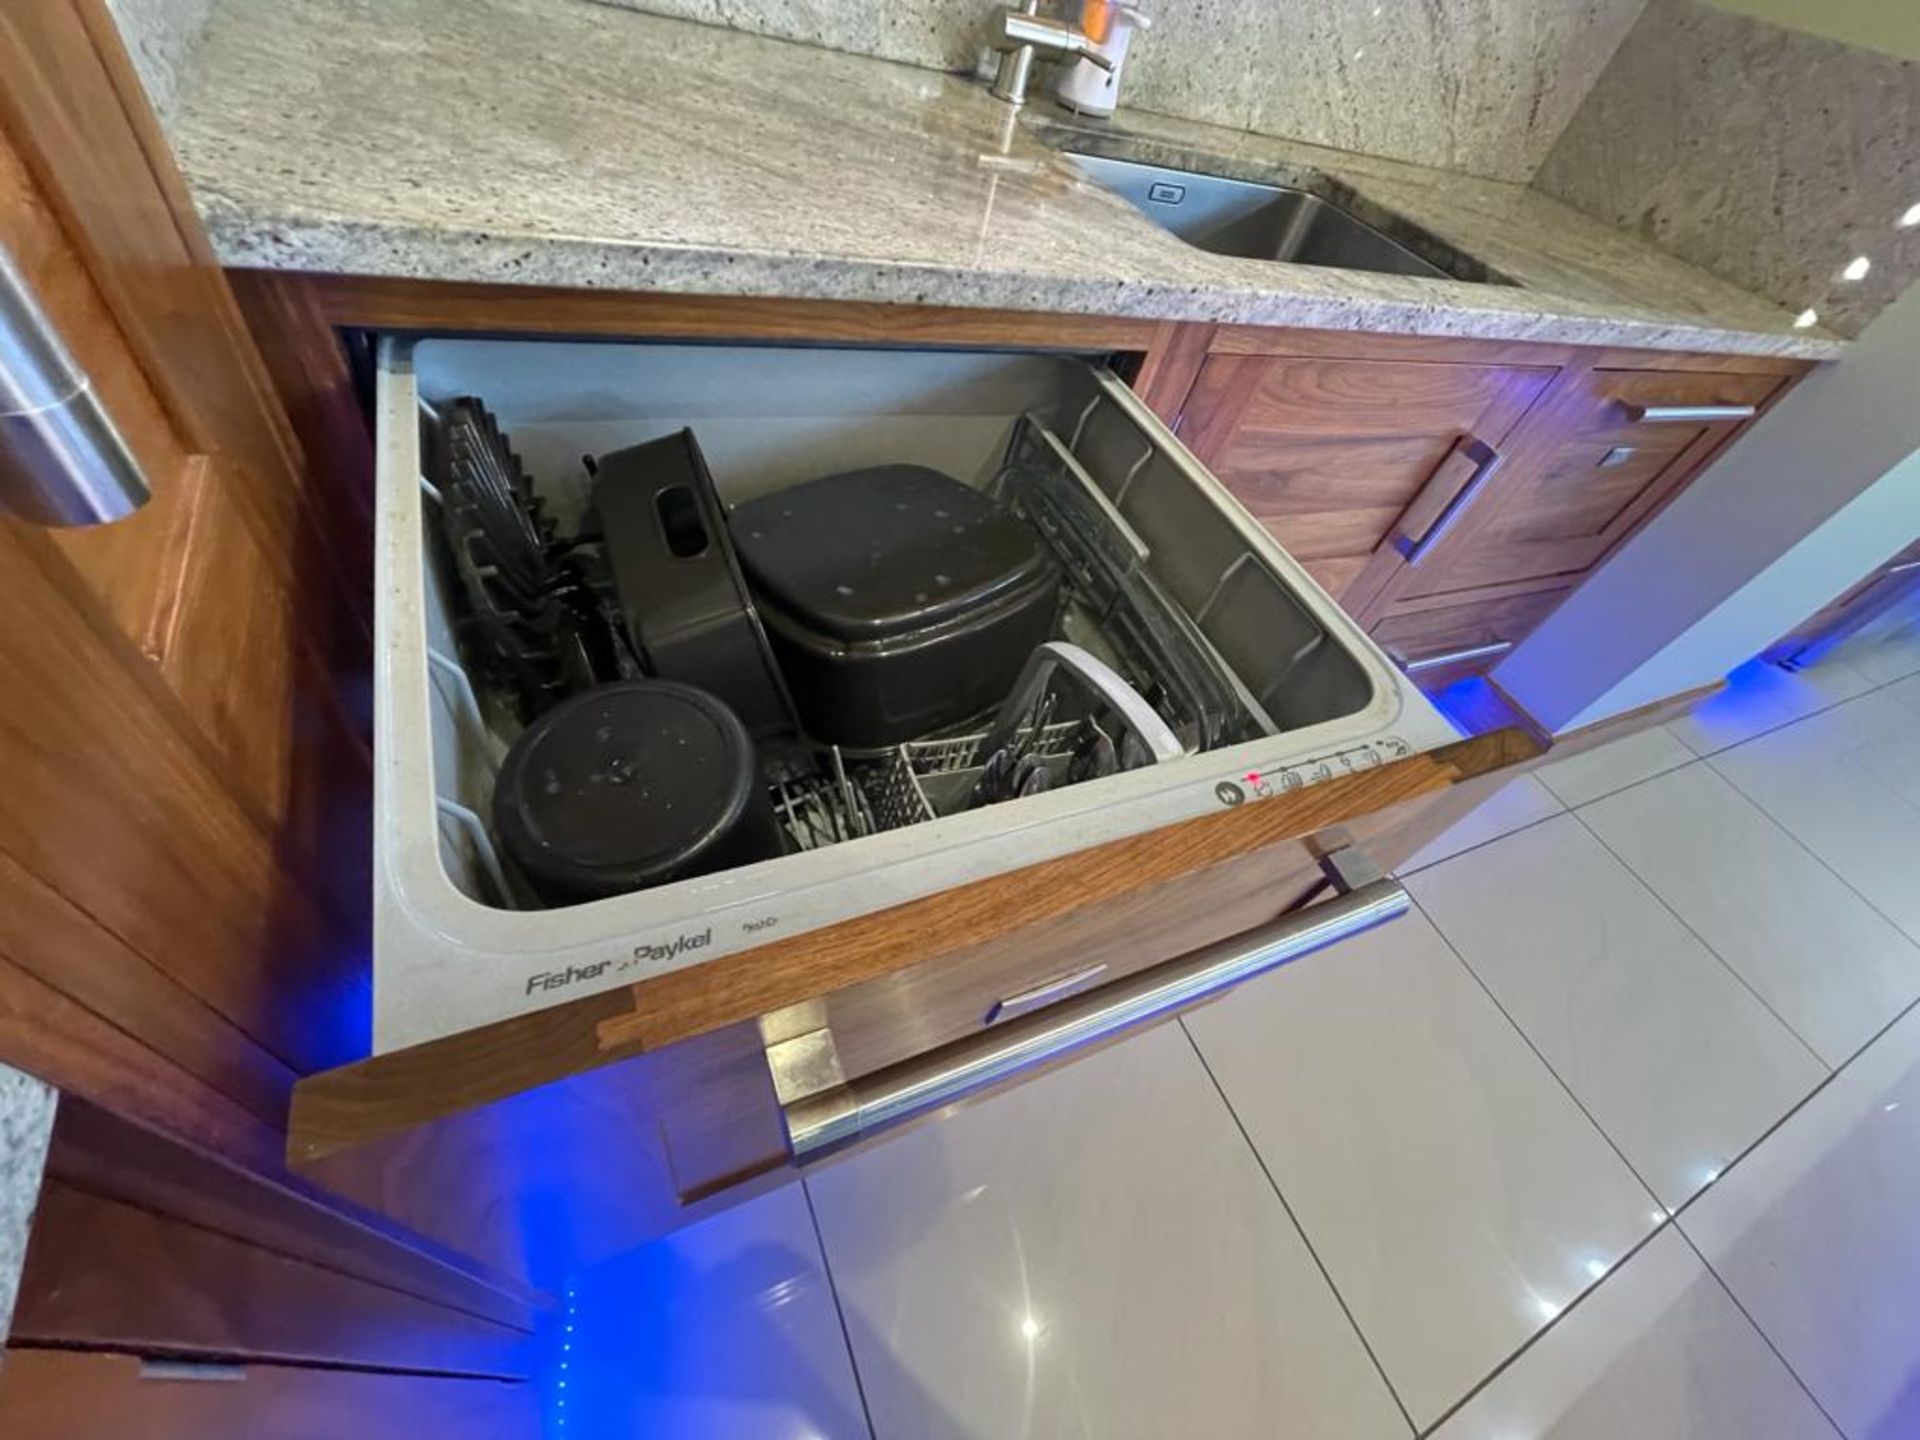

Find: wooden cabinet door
0;1;368;1172
0;1352;539;1440
1178;352;1560;611
1386;367;1787;603
1368;586;1575;691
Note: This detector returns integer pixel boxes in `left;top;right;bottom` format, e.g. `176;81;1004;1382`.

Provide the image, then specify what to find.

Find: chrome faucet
988;1;1114;107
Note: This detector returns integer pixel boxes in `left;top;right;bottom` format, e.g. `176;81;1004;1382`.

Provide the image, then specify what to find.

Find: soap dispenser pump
1056;0;1149;118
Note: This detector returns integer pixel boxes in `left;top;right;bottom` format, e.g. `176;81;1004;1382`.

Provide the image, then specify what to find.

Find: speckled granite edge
0;1067;56;1350
200;204;1844;361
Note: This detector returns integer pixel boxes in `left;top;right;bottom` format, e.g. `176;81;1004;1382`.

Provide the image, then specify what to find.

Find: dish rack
773;718;1085;851
426;379;1344;895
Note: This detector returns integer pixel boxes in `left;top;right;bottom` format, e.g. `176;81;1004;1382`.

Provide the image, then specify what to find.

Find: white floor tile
1536;726;1697;810
806;1023;1409;1440
1409;815;1827;1209
1666;657;1877;757
557;1182;871;1440
1709;688;1920;944
1886;670;1920;716
1581;763;1920;1066
1429;1229;1835;1440
1396;773;1565;873
1183;909;1656;1427
1682;1004;1920;1440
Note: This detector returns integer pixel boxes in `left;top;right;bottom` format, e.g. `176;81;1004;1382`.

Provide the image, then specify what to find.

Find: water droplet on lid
934;574;951;586
835;584;855;595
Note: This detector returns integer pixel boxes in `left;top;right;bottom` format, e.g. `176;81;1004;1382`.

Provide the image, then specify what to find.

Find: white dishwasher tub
373;336;1457;1051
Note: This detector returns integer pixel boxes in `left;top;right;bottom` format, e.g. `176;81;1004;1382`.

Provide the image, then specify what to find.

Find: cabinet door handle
0;242;150;527
778;848;1408;1158
1625;403;1757;424
1393;639;1515;674
1397;436;1503;567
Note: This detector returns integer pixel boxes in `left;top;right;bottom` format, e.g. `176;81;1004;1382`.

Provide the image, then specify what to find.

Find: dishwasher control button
1214;780;1245;807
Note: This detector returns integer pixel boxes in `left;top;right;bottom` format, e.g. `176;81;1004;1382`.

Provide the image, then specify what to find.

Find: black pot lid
492;681;756;894
729;465;1054;642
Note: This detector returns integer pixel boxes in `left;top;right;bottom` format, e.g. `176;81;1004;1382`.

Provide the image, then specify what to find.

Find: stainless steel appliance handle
1397;436;1503;567
780;848;1408;1158
1625;403;1758;424
0;242;150;527
1396;638;1515;674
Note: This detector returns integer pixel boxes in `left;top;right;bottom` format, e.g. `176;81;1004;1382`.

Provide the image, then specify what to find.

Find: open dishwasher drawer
286;335;1525;1274
372;336;1459;1050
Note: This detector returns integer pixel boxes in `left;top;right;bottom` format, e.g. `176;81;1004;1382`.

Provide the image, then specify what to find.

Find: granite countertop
167;0;1845;360
0;1066;55;1347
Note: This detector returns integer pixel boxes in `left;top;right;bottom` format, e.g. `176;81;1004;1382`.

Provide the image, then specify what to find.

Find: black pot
491;680;784;903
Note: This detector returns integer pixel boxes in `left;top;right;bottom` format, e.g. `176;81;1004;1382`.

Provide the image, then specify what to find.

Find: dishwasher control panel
1209;735;1413;808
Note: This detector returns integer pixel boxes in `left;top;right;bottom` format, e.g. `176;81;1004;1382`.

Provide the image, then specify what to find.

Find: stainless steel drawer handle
1625;403;1758;424
985;963;1110;1024
1398;436;1503;567
781;849;1408;1158
1396;638;1515;674
0;242;150;527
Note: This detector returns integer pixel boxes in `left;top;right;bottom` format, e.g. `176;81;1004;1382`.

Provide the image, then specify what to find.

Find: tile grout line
1418;983;1920;1434
1426;880;1920;1234
1664;656;1887;765
1173;1016;1421;1439
1700;742;1920;955
1406;879;1918;1434
798;1176;881;1440
1552;740;1702;814
1657;989;1920;1236
1405;892;1670;1212
1405;898;1689;1436
1670;1226;1851;1440
1553;658;1896;818
1664;728;1920;1019
1412;1217;1680;1439
1398;799;1568;879
1408;659;1917;1430
1566;803;1834;1076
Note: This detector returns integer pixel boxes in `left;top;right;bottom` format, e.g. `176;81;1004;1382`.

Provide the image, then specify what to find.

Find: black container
593;430;797;739
491;681;784;903
730;465;1062;749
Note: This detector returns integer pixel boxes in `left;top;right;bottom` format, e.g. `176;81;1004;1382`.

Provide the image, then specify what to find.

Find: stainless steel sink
1069;152;1509;285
